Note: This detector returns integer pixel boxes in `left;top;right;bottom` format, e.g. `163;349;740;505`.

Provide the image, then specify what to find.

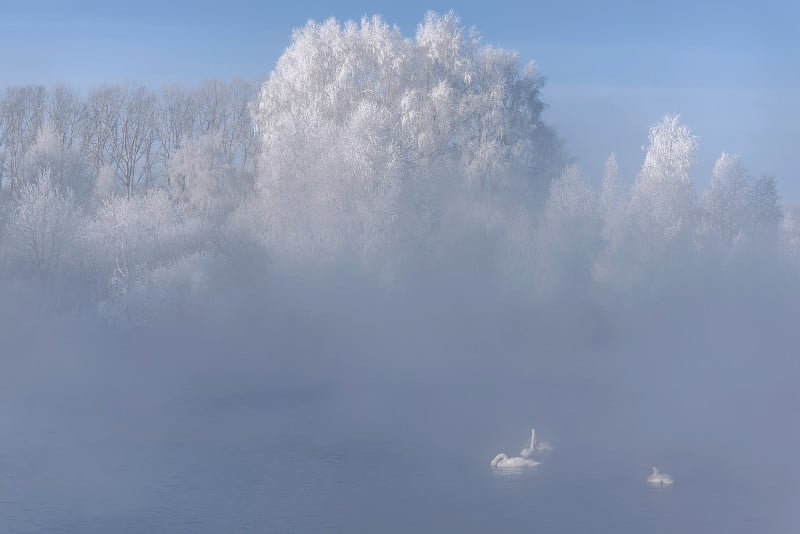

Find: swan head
651;466;659;475
491;453;508;467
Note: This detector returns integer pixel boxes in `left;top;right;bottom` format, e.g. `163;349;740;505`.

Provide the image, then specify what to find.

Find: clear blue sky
1;0;798;199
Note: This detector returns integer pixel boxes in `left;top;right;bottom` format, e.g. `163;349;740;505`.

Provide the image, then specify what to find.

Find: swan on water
491;428;544;469
520;428;536;458
647;466;674;486
490;453;540;468
520;427;554;458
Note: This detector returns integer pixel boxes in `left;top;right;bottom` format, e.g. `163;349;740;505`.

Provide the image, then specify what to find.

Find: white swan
647;466;674;486
520;427;554;458
490;453;539;468
520;428;536;458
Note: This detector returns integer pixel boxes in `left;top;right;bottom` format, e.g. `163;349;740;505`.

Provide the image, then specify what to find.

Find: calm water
1;379;796;533
2;305;799;533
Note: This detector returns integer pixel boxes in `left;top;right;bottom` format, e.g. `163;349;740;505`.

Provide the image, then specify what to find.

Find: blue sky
1;0;798;199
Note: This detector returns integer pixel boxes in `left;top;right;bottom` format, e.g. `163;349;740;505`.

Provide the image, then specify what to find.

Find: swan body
491;453;539;468
647;466;674;486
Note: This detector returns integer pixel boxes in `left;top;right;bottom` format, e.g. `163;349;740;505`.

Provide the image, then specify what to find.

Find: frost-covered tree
168;131;244;212
23;121;90;199
88;190;191;276
598;153;628;251
80;85;158;199
747;175;781;233
699;153;751;252
223;79;259;181
107;85;157;198
46;85;85;188
87;189;206;320
537;164;599;293
0;86;47;193
195;80;257;169
593;153;633;289
741;174;782;255
97;251;211;324
160;80;257;200
2;169;83;280
250;12;562;265
22;122;61;183
630;114;698;260
1;24;796;317
156;84;196;190
82;86;122;182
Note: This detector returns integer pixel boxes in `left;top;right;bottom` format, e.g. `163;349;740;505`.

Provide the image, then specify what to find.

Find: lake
2;301;798;533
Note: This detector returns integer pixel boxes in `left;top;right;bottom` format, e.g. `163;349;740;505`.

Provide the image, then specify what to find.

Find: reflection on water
490;466;539;477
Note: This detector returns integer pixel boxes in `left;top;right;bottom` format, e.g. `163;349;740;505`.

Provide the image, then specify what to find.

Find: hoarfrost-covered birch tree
630;114;698;261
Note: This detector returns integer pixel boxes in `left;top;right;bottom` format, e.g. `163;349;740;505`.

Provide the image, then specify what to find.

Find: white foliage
93;163;122;199
0;16;794;320
699;153;751;252
21;121;59;182
631;115;698;258
98;251;211;324
249;12;560;269
0;86;47;191
544;165;597;236
87;189;206;320
168;131;241;211
2;169;84;279
24;120;90;198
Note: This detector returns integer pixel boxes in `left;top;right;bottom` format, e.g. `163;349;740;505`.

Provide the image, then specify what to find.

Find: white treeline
0;12;797;322
0;79;259;320
0;80;259;203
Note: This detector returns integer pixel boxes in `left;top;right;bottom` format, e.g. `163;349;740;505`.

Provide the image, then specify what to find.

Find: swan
520;428;536;458
520;427;554;458
490;453;539;468
491;428;548;469
647;466;674;486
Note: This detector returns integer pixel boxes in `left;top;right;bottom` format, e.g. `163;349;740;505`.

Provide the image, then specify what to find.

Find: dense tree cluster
0;12;796;322
0;80;258;202
246;12;562;269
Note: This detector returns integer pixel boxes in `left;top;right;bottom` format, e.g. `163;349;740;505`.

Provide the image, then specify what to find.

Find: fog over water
2;273;799;532
0;11;799;533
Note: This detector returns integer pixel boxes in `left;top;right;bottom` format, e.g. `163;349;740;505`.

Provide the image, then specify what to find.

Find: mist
1;11;799;533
